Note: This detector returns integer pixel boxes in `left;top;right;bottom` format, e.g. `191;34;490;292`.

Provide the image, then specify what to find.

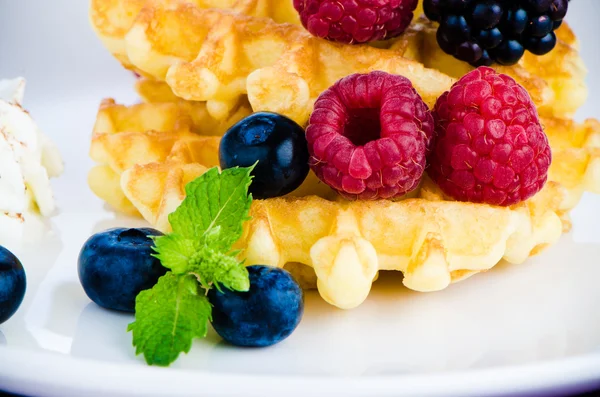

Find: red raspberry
428;67;552;207
306;71;434;200
293;0;418;44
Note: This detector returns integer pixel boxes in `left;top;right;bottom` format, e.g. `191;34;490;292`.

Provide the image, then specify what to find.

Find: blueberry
78;228;167;312
524;31;557;55
471;1;503;30
208;265;304;347
219;112;310;199
0;246;26;325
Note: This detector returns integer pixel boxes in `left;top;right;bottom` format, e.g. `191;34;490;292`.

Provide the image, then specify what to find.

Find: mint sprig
169;166;253;252
188;247;249;292
128;166;254;366
127;273;211;366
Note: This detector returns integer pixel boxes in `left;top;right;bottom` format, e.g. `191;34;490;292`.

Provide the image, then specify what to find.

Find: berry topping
524;31;557;55
472;1;503;29
78;228;167;312
0;246;26;325
219;112;310;199
293;0;419;44
306;71;434;200
208;265;304;347
424;0;569;66
428;67;552;206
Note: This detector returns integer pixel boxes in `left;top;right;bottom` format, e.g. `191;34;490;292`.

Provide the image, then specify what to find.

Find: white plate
1;1;600;396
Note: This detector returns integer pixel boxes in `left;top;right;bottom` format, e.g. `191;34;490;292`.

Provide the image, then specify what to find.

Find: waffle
92;0;469;121
89;97;335;218
89;97;600;308
89;0;600;308
128;79;600;221
89;0;299;70
90;0;587;124
239;181;565;308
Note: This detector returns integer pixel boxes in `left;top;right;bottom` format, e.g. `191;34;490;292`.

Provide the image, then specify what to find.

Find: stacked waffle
89;0;600;308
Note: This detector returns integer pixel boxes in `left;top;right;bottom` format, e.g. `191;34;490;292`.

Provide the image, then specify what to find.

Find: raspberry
293;0;418;44
428;67;551;206
424;0;569;66
306;71;434;200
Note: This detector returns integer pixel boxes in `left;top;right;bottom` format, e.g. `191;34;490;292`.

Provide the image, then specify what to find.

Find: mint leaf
131;166;255;367
167;166;254;251
151;234;197;274
128;273;212;366
188;246;249;292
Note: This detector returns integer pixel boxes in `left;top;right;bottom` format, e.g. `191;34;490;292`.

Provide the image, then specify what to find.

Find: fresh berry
472;1;503;29
503;7;528;36
306;71;434;200
428;67;551;206
524;32;557;55
492;39;525;65
78;228;167;312
220;112;310;199
208;265;304;347
293;0;419;44
424;0;569;66
0;246;26;325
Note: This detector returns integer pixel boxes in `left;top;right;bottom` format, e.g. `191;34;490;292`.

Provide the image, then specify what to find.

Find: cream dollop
0;78;64;244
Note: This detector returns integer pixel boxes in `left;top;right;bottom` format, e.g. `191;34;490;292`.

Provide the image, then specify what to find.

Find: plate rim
1;344;600;397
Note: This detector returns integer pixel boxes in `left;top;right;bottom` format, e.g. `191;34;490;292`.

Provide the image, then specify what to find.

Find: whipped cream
0;78;64;244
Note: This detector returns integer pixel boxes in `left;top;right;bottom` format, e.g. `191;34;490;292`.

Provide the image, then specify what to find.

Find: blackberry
423;0;569;66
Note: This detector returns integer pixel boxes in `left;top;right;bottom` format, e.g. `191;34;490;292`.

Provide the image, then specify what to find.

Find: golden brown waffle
90;0;586;125
134;78;253;135
90;97;335;221
104;78;600;228
89;0;600;308
238;181;565;308
91;0;466;121
89;98;223;216
88;98;600;308
89;0;299;69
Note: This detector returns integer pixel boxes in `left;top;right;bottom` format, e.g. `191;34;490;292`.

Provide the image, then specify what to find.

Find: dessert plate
1;1;600;396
